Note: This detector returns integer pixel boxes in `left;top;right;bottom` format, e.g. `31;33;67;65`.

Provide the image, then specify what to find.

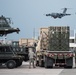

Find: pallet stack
40;28;49;50
48;26;69;51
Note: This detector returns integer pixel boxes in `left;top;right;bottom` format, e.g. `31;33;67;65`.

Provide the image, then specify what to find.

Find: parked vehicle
36;26;75;68
12;41;36;61
0;44;24;69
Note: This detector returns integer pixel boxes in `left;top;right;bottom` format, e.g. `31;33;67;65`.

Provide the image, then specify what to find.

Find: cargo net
48;26;69;51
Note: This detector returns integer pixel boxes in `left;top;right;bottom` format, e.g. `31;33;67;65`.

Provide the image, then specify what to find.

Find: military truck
36;26;75;68
12;41;36;61
0;44;24;69
12;45;29;61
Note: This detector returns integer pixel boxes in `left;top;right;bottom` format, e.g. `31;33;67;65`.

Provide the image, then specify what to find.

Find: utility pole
33;28;35;39
33;28;37;53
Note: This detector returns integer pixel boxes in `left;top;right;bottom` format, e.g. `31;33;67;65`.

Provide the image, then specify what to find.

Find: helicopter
46;8;71;19
0;15;20;36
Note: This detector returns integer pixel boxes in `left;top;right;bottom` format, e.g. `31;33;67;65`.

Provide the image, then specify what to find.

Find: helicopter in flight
0;15;20;36
46;8;71;19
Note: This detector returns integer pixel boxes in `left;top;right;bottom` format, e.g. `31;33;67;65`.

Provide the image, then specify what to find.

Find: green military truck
37;26;75;68
0;44;24;69
12;41;35;61
12;45;29;61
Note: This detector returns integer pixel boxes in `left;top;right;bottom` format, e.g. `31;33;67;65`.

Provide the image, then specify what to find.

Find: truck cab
0;44;24;69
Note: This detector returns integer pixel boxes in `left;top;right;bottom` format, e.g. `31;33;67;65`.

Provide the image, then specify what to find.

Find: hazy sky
0;0;76;40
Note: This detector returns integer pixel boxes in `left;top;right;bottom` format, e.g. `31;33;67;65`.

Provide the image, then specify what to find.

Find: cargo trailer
36;26;75;68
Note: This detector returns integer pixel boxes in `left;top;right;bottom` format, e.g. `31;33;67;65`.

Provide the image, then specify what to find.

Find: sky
0;0;76;40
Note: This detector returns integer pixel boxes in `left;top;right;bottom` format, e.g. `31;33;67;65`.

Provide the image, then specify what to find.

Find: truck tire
0;63;2;66
65;57;73;68
44;63;53;68
44;56;53;68
6;60;16;69
18;62;22;66
39;60;44;67
64;64;72;68
24;56;29;61
16;61;22;67
45;62;49;68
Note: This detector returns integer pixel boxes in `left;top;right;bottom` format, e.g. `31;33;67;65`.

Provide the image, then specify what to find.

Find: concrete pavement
59;69;76;75
0;62;63;75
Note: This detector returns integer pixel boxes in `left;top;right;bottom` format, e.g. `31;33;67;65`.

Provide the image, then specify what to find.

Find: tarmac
0;62;63;75
1;61;76;75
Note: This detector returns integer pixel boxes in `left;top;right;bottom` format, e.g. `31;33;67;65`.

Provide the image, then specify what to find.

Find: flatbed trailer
37;50;75;68
36;26;75;68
